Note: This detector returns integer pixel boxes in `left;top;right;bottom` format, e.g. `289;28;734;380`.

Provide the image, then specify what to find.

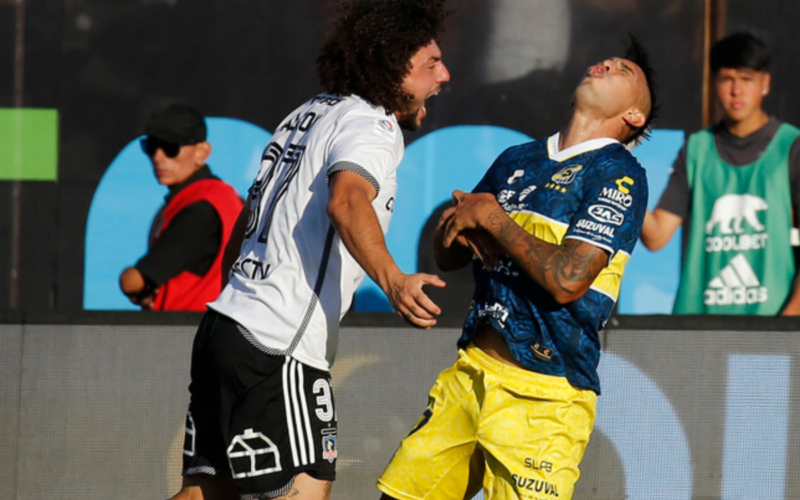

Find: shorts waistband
462;342;580;394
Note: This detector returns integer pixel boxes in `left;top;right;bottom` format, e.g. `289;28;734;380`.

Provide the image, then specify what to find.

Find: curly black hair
317;0;452;114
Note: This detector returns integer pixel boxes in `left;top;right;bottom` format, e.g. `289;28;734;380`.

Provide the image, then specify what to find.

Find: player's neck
559;113;622;149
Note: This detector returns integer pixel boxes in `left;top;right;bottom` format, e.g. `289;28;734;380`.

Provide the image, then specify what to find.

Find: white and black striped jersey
209;94;403;371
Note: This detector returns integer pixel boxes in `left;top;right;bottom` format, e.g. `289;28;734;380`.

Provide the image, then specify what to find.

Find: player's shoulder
588;143;648;193
493;137;546;165
594;142;643;170
331;94;401;142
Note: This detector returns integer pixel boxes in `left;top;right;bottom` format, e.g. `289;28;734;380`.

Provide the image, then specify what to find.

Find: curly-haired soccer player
167;1;452;499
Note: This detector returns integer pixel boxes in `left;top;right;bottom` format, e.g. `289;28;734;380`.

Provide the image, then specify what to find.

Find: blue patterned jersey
458;134;648;393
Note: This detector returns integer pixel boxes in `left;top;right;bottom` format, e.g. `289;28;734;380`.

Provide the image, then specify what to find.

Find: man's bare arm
442;190;607;304
640;208;683;251
327;170;445;328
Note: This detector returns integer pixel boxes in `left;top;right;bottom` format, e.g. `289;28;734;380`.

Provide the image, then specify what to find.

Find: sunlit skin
715;67;771;137
569;57;650;147
150;141;211;187
434;55;652;306
394;40;450;131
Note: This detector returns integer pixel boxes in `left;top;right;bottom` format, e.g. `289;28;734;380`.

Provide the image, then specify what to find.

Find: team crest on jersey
545;165;582;193
322;434;338;463
530;342;554;361
373;118;396;141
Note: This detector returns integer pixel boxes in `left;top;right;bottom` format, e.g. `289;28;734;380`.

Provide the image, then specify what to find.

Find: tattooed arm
441;190;608;304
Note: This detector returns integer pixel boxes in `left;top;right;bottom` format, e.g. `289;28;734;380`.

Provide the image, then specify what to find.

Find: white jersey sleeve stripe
328;161;381;192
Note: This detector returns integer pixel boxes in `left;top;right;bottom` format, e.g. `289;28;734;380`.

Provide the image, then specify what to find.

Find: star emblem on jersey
545;165;582;193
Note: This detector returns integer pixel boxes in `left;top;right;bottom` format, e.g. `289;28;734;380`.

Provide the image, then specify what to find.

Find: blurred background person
119;103;243;310
641;32;800;316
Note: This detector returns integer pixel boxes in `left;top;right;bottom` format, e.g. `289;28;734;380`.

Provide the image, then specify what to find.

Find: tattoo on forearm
486;209;603;295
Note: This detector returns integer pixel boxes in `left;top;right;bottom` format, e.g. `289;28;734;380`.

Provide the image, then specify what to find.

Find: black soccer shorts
181;310;338;497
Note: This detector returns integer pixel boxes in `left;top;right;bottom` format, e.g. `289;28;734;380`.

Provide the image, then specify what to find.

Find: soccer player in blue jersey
376;37;657;500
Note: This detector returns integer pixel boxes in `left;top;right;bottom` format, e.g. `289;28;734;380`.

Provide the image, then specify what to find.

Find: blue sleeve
565;152;649;257
471;146;516;195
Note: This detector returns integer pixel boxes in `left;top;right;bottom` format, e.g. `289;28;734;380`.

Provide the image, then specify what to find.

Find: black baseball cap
144;103;207;144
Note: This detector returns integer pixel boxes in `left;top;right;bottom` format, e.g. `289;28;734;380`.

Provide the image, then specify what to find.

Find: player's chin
397;107;425;131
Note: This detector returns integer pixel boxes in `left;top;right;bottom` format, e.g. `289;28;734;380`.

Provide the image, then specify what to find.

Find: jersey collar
547;133;619;162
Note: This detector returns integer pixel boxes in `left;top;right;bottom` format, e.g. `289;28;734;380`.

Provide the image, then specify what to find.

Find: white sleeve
326;112;404;193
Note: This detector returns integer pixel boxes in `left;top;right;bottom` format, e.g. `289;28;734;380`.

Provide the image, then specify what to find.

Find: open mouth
422;90;441;115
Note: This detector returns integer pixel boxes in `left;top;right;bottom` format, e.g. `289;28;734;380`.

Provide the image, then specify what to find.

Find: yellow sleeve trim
508;211;629;300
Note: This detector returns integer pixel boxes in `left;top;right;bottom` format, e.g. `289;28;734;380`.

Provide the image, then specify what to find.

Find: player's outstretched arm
442;190;607;304
640;208;682;251
327;170;445;328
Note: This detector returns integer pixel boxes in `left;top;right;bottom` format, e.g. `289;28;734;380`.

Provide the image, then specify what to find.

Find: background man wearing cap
119;103;243;311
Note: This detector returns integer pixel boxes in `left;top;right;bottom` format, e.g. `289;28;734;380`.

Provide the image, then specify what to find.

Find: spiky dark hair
623;33;658;145
316;0;452;114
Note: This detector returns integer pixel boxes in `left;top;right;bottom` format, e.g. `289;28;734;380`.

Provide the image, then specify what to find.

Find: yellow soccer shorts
377;344;597;500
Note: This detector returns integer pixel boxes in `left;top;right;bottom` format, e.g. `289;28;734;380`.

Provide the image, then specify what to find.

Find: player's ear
622;108;646;130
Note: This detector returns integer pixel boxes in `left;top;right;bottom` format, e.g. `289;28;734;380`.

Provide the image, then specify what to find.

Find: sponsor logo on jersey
233;258;271;280
511;474;560;497
588;204;624;226
575;219;615;238
475;302;510;327
228;428;282;478
372;118;397;141
498;188;536;212
615;176;634;194
545;165;582;193
507;169;525;184
704;254;768;306
599;186;634;209
519;185;537;200
497;189;516;203
385;196;395;213
524;458;553;473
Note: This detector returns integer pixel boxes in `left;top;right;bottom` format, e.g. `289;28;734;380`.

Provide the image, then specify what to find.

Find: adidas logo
703;254;768;306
